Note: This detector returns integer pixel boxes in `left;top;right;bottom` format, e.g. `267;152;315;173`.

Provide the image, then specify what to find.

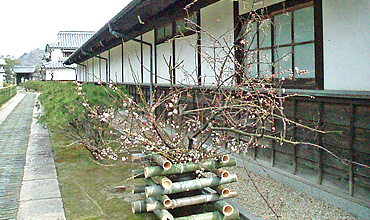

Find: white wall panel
142;31;155;84
156;41;172;84
110;45;123;83
175;35;198;85
200;0;234;86
323;0;370;91
123;40;141;83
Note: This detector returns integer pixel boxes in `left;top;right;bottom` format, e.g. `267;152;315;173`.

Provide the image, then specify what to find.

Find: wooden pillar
292;99;298;175
349;103;355;196
318;101;324;184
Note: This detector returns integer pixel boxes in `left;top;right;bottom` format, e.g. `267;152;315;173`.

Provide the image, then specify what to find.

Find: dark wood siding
121;83;370;207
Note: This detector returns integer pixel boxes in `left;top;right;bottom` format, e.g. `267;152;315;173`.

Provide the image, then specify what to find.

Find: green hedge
0;85;17;107
33;81;125;160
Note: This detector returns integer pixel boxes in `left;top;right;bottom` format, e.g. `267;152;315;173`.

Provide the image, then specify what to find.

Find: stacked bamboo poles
132;154;239;220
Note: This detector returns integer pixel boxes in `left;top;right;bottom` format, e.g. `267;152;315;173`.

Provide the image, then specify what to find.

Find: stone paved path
0;93;36;219
0;92;65;220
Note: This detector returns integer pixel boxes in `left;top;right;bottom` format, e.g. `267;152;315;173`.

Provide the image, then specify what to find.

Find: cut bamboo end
221;188;230;196
211;185;231;197
220;155;230;163
151;154;173;170
162;161;172;170
214;168;230;178
158;195;173;208
222;204;234;216
163;198;173;208
161;177;172;189
214;200;234;217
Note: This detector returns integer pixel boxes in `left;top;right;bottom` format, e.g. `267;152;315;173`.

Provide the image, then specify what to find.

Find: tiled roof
42;58;76;69
13;66;36;74
47;31;95;50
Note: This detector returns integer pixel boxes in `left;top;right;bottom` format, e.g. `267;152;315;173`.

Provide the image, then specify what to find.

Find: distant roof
46;31;95;51
13;66;36;74
42;58;76;69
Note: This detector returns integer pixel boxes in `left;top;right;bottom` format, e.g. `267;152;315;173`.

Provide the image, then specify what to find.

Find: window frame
238;0;323;90
155;12;198;45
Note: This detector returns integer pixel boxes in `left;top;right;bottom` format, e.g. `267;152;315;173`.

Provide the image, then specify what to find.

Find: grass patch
50;132;155;220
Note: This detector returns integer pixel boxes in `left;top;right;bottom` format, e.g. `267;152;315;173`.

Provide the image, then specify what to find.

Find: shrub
19;80;45;91
38;81;125;160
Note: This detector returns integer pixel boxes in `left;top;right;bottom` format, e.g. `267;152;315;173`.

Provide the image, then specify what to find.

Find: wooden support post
271;140;276;167
349;103;355;196
318;101;324;185
293;99;298;175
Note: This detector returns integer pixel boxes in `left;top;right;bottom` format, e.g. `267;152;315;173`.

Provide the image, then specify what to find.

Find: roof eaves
65;0;218;65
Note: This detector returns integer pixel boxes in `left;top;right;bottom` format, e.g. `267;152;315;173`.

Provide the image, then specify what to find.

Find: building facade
65;0;370;218
42;31;94;81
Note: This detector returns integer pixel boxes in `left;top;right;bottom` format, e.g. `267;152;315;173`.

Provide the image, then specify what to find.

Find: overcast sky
0;0;131;58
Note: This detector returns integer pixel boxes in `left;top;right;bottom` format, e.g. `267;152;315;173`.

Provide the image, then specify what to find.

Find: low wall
0;86;17;107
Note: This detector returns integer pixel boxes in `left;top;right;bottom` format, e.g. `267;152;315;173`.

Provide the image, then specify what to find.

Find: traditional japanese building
64;0;370;217
42;31;94;81
13;66;36;85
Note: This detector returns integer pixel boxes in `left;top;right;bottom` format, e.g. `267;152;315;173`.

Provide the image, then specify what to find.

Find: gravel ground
227;165;358;220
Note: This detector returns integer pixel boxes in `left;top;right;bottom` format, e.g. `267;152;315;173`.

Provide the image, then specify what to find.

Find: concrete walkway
0;92;65;220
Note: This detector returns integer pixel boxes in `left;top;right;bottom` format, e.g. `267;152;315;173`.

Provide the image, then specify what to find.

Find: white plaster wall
175;35;198;85
110;45;123;83
323;0;370;91
156;41;172;84
51;49;63;61
142;31;155;84
45;68;76;81
87;59;94;82
123;40;141;83
200;0;235;86
100;51;109;82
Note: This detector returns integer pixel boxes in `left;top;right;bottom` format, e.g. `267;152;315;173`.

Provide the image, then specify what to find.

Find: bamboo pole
174;210;239;220
158;195;173;208
131;200;146;214
211;185;231;196
151;176;173;189
151;154;173;170
174;211;221;220
145;174;237;197
132;169;145;179
212;168;230;179
153;209;174;220
218;154;230;163
145;192;237;212
144;157;236;178
133;185;147;194
214;200;234;217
